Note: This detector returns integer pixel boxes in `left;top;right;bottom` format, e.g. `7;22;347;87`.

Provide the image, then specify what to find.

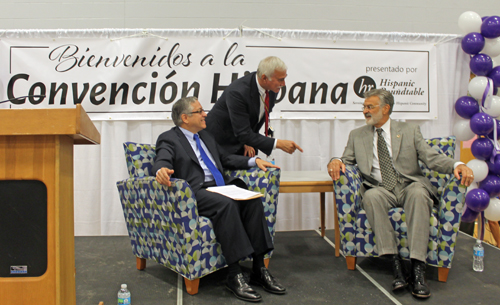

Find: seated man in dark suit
206;56;302;157
153;96;286;302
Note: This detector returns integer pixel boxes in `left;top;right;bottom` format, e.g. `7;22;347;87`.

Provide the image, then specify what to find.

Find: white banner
0;36;437;120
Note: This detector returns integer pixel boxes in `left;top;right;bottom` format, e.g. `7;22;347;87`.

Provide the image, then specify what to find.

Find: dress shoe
410;260;431;298
250;267;286;294
226;273;262;302
391;255;408;291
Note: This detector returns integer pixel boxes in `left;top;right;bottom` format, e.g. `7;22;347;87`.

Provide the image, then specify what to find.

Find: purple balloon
470;53;493;76
465;188;491;212
482;16;490;22
481;16;500;39
488;154;500;175
488;66;500;88
487;119;500;139
455;96;480;119
470;112;494;135
461;32;485;55
471;137;494;160
479;174;500;198
462;205;480;222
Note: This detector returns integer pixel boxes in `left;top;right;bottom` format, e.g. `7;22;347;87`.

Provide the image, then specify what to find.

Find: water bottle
473;239;484;272
266;154;275;165
118;284;131;305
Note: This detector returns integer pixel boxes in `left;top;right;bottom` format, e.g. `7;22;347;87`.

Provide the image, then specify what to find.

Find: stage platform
75;230;499;304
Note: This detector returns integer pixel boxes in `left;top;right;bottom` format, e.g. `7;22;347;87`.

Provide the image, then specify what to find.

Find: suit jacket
206;71;276;156
341;120;456;199
152;127;252;193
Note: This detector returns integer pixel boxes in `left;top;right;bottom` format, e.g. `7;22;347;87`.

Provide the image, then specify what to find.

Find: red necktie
264;90;269;137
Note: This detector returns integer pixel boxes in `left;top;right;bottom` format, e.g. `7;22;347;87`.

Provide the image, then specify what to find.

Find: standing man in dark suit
206;56;303;157
153;96;286;302
327;89;474;299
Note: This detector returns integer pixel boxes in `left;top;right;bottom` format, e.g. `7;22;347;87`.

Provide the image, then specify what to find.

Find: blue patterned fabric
117;142;281;281
334;136;467;268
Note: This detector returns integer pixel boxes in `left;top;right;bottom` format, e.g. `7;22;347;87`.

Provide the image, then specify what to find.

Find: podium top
0;105;100;145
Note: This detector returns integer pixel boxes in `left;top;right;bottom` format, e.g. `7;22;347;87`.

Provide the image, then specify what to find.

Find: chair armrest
333;165;363;217
116;176;201;242
225;167;281;192
436;175;467;232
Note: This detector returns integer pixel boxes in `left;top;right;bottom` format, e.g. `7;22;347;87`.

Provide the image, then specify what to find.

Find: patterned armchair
116;142;281;295
333;136;467;282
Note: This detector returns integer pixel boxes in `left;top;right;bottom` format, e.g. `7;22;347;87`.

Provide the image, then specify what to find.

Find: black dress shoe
250;267;286;295
391;256;408;291
226;273;262;302
410;260;431;298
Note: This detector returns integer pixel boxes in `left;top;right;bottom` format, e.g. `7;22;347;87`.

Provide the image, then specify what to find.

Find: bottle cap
121;284;127;289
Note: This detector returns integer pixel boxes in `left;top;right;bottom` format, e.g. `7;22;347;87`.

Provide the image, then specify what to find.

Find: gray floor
75;230;500;305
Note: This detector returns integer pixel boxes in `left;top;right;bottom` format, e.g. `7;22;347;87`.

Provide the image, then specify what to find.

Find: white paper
206;185;263;200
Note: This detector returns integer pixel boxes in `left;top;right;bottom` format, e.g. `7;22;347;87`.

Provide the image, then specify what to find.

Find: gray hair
257;56;287;79
364;89;394;114
171;96;198;126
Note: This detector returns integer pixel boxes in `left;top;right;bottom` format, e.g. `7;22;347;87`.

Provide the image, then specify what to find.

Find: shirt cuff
273;139;277;150
329;157;343;165
248;157;258;167
453;161;464;169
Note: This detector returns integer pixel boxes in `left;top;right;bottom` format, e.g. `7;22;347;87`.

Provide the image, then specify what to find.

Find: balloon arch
455;12;500;239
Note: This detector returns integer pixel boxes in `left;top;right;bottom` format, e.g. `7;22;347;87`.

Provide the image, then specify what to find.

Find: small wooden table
279;171;340;257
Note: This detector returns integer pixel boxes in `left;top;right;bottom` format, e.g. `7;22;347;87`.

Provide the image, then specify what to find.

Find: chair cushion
124;142;156;178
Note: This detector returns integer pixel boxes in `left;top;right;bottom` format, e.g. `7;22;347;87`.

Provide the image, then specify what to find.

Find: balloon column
455;12;500;238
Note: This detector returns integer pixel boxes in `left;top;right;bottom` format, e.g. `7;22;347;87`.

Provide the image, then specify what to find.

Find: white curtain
1;28;469;235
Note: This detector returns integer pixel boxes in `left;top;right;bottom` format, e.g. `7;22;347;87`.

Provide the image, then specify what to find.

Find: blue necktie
193;134;225;186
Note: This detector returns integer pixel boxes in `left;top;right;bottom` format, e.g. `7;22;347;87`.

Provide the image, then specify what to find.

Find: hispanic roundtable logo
353;76;426;98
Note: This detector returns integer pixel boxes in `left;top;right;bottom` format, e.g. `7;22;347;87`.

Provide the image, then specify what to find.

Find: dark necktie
376;128;397;191
264;90;270;137
193;134;225;186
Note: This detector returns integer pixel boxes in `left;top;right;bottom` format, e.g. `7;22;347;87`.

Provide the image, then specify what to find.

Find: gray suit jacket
341;120;455;199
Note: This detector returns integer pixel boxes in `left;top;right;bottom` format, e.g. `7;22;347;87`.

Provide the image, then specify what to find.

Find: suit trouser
195;179;274;265
361;181;433;262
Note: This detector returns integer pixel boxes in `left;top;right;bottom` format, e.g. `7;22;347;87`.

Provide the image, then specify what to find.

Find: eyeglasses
361;105;380;111
189;109;205;115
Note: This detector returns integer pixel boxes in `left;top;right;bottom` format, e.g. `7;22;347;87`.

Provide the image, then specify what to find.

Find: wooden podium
0;105;100;305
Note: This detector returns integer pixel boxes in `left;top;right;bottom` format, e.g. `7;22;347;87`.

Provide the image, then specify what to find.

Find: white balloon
458;11;482;34
466;159;489;183
483;37;500;58
484;95;500;117
453;119;476;141
484;197;500;221
468;76;490;100
493;53;500;68
467;181;479;194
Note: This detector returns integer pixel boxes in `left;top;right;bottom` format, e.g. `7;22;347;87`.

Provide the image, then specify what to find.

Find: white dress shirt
255;74;277;151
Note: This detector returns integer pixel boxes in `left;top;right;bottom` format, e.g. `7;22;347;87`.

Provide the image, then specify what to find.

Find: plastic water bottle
473;240;484;272
118;284;131;305
266;154;275;165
